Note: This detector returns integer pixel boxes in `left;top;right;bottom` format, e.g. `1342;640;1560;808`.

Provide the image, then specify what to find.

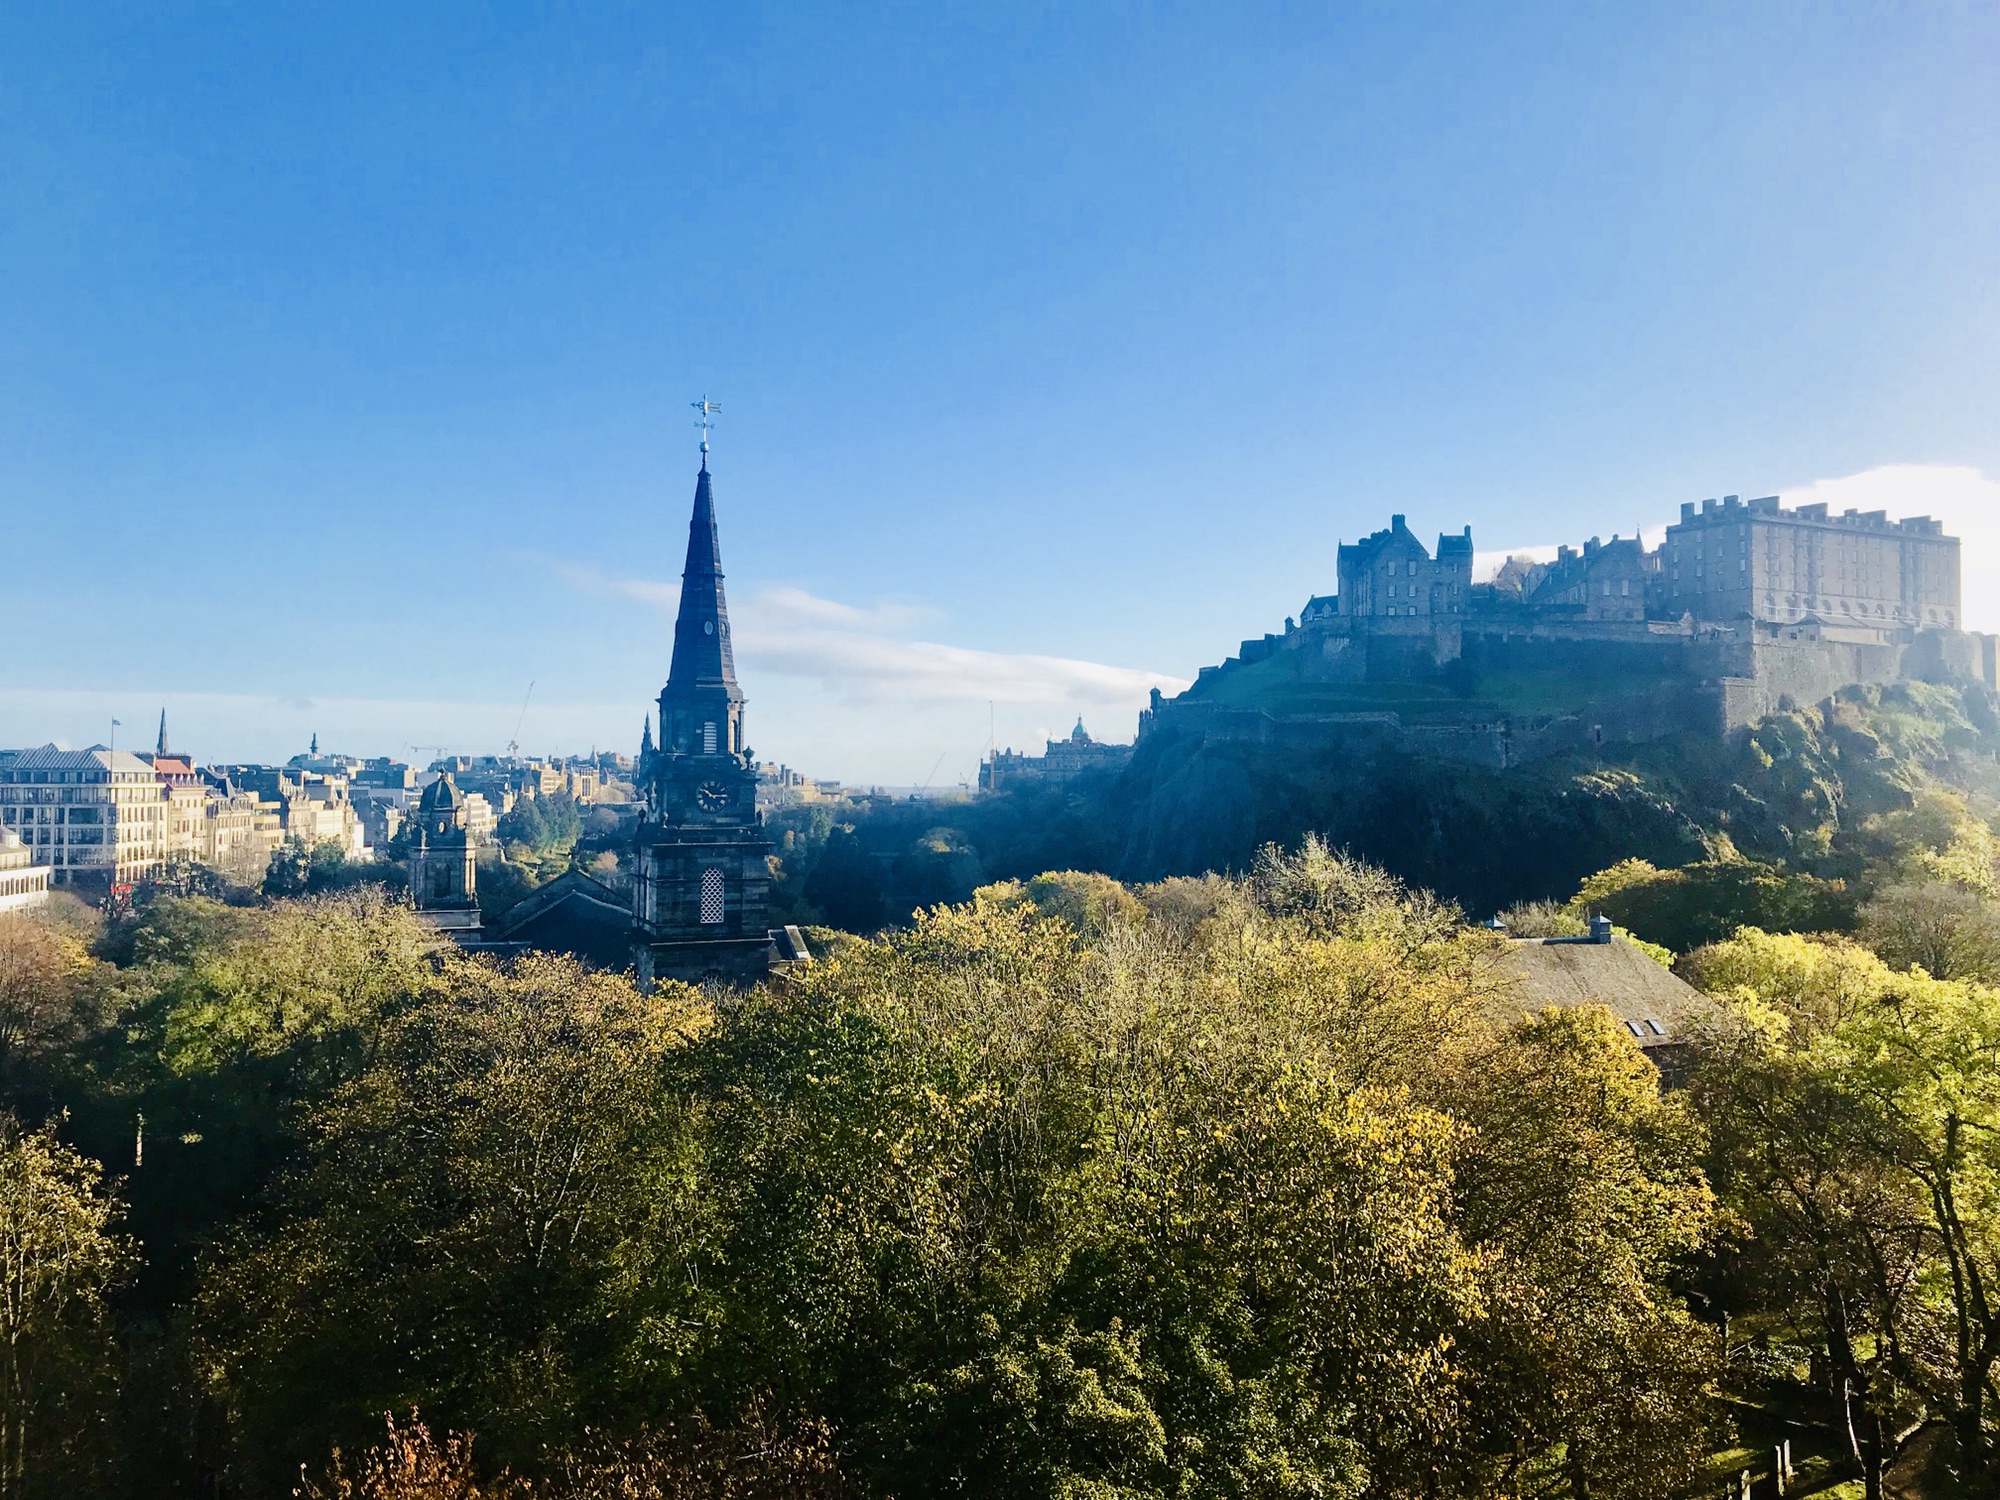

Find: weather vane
692;395;721;456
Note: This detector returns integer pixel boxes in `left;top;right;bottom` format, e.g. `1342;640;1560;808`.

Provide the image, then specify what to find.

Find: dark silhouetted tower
631;453;772;985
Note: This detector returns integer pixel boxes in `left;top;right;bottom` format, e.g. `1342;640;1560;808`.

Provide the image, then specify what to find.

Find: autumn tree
198;954;709;1492
0;1117;132;1500
1687;928;2000;1493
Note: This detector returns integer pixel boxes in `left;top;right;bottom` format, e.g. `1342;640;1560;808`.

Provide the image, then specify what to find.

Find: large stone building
630;450;778;986
981;719;1134;790
1659;494;1960;629
0;746;178;890
1333;516;1476;620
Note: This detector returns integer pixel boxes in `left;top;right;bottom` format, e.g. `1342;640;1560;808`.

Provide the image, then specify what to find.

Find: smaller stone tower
410;772;480;933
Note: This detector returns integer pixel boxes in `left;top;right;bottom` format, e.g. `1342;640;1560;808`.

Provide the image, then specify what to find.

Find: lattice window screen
699;867;725;925
703;722;718;754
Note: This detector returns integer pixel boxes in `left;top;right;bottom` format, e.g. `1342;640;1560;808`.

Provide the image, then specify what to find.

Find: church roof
664;460;744;706
482;866;634;969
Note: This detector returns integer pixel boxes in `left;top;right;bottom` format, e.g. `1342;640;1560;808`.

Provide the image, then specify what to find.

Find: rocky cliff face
1096;678;2000;915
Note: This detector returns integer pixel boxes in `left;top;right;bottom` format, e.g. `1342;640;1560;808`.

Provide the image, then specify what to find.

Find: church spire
640;714;655;756
664;460;743;704
156;707;169;757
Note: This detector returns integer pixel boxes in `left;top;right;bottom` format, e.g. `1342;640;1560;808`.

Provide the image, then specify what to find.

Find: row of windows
0;770;152;785
1381;582;1465;599
0;874;48;896
15;824;115;844
2;805;147;825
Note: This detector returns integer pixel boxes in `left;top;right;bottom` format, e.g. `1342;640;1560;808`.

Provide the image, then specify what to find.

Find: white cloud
529;568;1188;780
1471;543;1560;582
751;586;935;634
555;562;680;611
556;568;1187;708
1472;465;2000;627
1777;465;2000;633
744;625;1180;707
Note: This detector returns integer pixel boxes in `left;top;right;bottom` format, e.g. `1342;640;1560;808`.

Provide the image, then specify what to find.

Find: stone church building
629;448;786;986
413;445;807;986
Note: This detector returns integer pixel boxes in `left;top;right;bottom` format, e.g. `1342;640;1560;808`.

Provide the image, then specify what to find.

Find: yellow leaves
1683;927;1893;1037
1569;858;1664;911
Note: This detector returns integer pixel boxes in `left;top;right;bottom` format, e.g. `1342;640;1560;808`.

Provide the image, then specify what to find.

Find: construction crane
505;681;535;758
918;750;948;794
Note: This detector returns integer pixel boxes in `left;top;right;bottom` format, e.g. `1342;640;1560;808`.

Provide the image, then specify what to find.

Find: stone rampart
1163;620;1998;766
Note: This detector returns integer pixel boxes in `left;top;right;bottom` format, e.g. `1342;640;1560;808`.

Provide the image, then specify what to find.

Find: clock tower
632;447;774;986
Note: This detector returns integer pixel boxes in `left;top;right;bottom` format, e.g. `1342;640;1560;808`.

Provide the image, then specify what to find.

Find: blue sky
4;3;1997;783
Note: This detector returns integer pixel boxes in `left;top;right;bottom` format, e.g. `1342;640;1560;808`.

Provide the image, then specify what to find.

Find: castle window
703;722;718;754
699;867;725;925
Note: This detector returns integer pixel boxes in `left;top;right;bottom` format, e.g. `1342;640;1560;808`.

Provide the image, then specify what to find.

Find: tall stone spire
657;457;747;758
665;459;743;701
640;714;655;757
156;708;169;757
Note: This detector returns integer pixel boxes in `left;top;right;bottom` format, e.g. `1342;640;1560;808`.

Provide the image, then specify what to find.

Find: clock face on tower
695;780;732;812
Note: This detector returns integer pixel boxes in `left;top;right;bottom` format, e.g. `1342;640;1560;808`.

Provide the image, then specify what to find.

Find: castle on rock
1152;492;1990;766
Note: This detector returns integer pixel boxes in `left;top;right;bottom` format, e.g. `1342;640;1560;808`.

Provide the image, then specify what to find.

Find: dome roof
419;773;466;814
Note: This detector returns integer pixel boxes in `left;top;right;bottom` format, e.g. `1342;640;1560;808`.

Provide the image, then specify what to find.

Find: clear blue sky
4;3;1997;783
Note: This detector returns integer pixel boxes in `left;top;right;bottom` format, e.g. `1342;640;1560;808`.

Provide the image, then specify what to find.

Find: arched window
703;722;718;754
699;867;725;925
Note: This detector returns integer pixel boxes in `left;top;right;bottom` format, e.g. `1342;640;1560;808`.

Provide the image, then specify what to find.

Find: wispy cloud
555;562;680;611
557;567;1187;708
752;585;935;634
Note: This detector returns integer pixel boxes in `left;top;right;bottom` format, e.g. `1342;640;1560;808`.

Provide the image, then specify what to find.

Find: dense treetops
10;750;2000;1494
0;840;1737;1500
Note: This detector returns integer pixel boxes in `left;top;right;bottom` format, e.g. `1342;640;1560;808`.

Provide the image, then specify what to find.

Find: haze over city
4;4;1997;781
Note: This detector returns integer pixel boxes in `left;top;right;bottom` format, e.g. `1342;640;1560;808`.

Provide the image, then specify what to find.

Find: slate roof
1497;934;1709;1054
482;866;635;970
1;745;155;775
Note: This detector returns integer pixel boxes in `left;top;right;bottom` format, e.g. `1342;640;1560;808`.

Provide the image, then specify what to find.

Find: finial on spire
691;396;721;467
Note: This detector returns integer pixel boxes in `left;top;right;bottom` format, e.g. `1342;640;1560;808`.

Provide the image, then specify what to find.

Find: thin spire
665;460;742;701
640;715;655;755
156;708;168;757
